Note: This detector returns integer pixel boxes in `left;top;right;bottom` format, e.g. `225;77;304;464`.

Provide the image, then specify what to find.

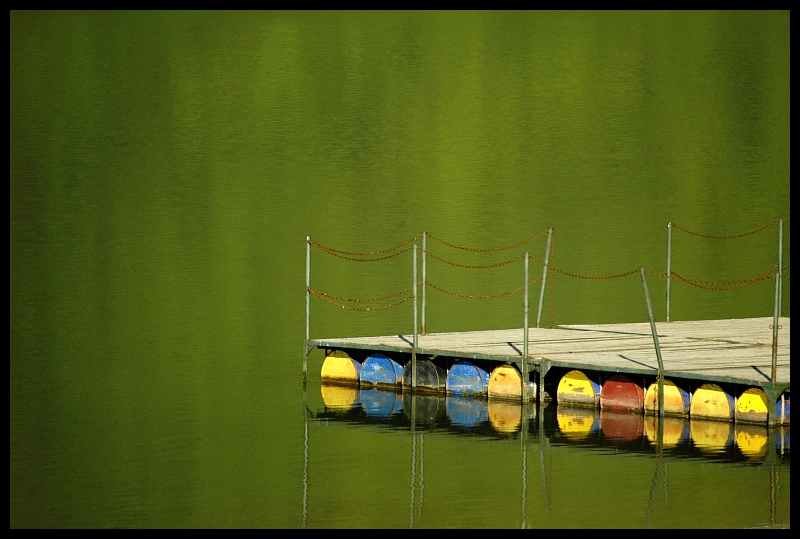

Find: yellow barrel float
735;387;769;424
446;394;488;428
600;374;645;412
321;383;359;412
600;409;644;442
360;353;403;388
690;418;734;454
488;363;537;402
690;383;735;421
735;423;769;460
557;406;599;440
644;415;690;448
401;358;447;394
557;370;601;408
488;400;522;434
320;349;361;385
644;379;691;416
446;361;489;398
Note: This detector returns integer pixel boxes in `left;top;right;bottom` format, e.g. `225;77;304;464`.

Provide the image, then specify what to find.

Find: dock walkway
306;316;789;391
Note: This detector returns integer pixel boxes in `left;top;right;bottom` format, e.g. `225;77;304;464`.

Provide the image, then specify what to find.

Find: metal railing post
536;228;553;328
666;222;672;323
777;218;783;317
641;267;665;417
772;269;779;384
422;232;427;335
523;252;530;400
412;244;418;390
305;236;311;379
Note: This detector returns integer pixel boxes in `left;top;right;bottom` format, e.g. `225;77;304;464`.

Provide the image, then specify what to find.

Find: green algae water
11;11;789;528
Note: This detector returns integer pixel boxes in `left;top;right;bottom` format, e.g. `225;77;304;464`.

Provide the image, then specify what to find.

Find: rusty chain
646;268;777;291
308;287;412;311
671;219;780;240
309;234;421;257
311;241;414;262
426;229;549;252
308;285;413;303
423;249;526;269
425;278;542;299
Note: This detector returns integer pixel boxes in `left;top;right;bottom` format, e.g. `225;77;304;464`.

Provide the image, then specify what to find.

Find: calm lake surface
10;11;789;528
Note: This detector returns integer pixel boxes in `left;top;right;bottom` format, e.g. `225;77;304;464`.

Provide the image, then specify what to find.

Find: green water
11;11;789;528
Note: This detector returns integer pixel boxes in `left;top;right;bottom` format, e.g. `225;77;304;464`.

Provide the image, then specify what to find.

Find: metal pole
666;222;672;323
641;267;665;417
777;218;783;317
305;236;311;379
413;244;418;390
523;252;530;400
771;270;779;384
536;228;553;328
422;232;427;335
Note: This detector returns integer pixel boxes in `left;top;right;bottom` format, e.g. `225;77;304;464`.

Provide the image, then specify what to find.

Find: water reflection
307;384;789;528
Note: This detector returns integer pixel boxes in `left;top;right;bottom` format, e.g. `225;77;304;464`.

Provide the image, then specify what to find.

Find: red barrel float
600;374;645;412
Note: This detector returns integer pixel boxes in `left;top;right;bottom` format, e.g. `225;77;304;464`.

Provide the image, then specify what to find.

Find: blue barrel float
360;387;403;418
320;350;361;385
556;370;601;408
360;353;403;388
446;360;489;398
401;358;447;394
644;379;691;416
446;394;488;428
600;374;645;413
690;383;735;421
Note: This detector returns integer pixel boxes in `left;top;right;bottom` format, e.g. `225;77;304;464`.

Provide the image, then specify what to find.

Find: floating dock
305;316;790;425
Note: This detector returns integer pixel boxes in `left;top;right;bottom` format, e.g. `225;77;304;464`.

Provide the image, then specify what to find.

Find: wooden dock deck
306;316;790;392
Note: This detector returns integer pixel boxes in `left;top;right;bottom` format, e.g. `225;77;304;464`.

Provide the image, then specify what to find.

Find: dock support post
304;236;311;382
666;222;672;323
641;267;665;417
412;244;418;391
421;232;427;335
523;252;530;400
536;228;553;328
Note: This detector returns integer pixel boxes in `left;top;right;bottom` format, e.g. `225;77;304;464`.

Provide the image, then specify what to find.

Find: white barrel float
644;379;691;416
401;358;447;394
644;415;690;448
320;350;361;385
360;353;403;388
600;374;645;413
557;406;599;440
690;383;735;421
320;383;359;412
359;387;403;418
690;418;734;454
735;423;769;460
556;369;601;408
488;363;536;402
446;394;488;428
446;360;489;398
777;393;790;425
735;387;769;424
